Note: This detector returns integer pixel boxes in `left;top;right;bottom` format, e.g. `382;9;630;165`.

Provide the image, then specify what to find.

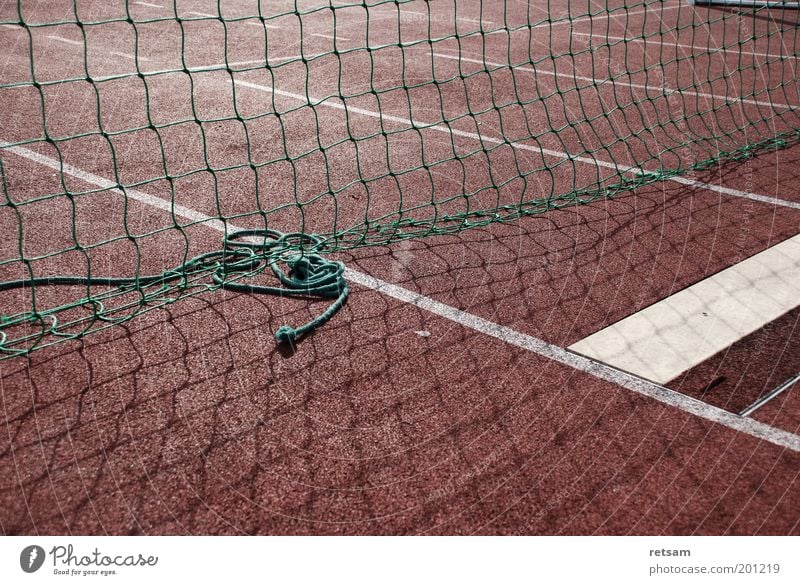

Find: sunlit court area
1;0;799;536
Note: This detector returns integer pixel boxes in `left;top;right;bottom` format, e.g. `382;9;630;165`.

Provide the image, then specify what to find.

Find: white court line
535;4;681;32
48;35;82;46
570;234;800;384
0;142;222;230
394;8;493;25
48;35;145;61
231;77;629;171
85;53;327;81
229;52;328;67
247;21;279;29
0;24;21;29
226;59;268;67
433;53;792;116
13;45;792;212
134;1;163;8
572;31;799;62
186;11;215;18
457;16;495;26
668;175;800;210
346;271;800;453
111;51;149;61
226;55;325;68
377;3;678;34
232;71;800;211
2;139;797;452
313;33;349;41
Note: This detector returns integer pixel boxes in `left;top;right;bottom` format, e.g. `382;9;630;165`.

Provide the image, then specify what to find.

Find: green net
1;0;799;356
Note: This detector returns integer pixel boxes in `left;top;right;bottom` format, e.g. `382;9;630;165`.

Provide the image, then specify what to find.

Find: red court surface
1;0;799;535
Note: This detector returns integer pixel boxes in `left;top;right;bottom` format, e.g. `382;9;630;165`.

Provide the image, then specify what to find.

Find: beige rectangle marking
569;235;800;384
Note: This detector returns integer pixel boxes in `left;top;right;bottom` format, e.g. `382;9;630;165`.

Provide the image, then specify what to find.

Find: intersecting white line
572;31;799;62
47;35;82;46
48;35;147;61
230;72;800;211
433;53;792;118
1;0;798;450
2;139;799;452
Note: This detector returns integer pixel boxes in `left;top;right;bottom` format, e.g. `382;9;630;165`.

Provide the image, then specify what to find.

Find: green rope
218;230;350;344
1;1;798;357
0;230;349;350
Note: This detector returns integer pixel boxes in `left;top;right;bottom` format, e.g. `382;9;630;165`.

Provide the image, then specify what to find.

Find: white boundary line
345;270;800;453
247;21;280;29
669;175;800;209
456;16;495;26
47;35;81;46
313;33;349;41
433;53;793;121
538;3;681;32
2;141;798;452
230;78;622;169
27;8;800;213
570;234;800;384
572;31;799;62
47;35;147;61
231;73;800;211
53;53;329;83
111;51;149;62
186;11;277;30
0;142;223;230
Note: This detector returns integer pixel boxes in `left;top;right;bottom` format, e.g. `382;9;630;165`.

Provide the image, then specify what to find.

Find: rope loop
0;229;348;350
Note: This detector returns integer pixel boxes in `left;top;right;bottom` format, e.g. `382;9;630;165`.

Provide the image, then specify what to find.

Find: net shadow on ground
2;179;800;536
670;306;799;420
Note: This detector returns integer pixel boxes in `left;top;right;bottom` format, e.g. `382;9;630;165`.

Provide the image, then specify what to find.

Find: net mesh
1;0;799;356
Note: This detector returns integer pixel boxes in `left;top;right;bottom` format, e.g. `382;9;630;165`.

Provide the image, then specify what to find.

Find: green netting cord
2;1;799;358
0;229;349;347
220;230;350;344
